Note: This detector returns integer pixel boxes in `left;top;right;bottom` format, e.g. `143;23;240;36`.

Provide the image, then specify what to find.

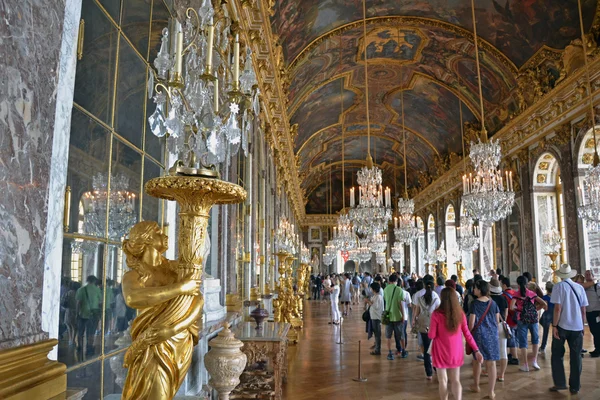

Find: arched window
445;204;457;277
427;214;436;251
533;152;566;282
415;216;425;276
458;203;475;281
577;127;600;276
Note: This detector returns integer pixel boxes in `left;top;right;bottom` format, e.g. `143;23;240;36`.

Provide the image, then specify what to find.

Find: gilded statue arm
122;271;199;309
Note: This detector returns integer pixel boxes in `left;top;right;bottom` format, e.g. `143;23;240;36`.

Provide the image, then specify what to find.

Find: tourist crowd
309;263;599;400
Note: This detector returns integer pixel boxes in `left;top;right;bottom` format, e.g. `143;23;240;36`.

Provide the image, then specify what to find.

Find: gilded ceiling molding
414;56;600;214
288;16;518;76
302;214;338;228
230;0;306;222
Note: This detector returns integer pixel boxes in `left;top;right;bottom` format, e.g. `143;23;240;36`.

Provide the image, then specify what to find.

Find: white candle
213;73;219;113
233;33;240;88
206;17;215;74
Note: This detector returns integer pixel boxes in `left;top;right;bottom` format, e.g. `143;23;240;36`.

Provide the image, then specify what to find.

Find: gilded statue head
123;221;169;280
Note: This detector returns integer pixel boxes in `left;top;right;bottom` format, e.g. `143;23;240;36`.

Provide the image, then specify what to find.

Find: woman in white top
329;276;341;325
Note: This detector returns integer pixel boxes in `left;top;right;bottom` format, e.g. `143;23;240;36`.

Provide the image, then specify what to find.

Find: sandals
497;377;504;382
469;386;481;393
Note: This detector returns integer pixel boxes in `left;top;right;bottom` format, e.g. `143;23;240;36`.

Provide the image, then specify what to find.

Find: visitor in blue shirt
540;281;555;353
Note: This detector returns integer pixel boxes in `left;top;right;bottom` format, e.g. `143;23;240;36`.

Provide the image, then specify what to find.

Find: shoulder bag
466;300;492;355
382;286;397;325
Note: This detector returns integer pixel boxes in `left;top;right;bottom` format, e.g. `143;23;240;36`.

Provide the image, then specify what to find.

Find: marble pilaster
0;0;77;350
519;159;536;277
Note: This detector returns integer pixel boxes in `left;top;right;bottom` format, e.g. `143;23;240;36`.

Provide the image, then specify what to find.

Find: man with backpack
549;265;589;394
383;274;406;360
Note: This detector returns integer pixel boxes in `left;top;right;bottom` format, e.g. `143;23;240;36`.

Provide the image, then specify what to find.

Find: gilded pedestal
121;176;246;400
0;340;66;400
546;252;560;283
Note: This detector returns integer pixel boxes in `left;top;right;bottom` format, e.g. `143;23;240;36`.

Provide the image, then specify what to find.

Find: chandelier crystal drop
462;138;515;225
332;214;356;251
349;165;392;236
457;217;480;252
436;241;447;263
577;163;600;232
148;1;259;172
74;173;137;250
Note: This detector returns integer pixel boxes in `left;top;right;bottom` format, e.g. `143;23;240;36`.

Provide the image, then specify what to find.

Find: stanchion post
352;340;367;382
336;319;344;344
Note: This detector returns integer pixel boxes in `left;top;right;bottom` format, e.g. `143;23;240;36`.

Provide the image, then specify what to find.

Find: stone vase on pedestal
204;324;247;400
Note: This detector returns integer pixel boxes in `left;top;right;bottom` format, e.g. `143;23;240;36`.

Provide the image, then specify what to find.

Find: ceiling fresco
271;0;596;67
274;1;599;215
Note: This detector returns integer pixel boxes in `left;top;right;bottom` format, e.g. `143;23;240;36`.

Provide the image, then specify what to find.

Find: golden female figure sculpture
121;176;246;400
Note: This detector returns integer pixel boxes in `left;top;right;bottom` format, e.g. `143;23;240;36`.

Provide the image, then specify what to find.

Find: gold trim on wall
0;339;66;400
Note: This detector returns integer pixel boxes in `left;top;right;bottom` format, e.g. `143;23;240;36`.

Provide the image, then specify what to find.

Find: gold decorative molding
302;214;338;228
0;339;66;400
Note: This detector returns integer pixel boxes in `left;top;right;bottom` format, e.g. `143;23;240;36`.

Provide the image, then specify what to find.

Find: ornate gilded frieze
224;0;305;222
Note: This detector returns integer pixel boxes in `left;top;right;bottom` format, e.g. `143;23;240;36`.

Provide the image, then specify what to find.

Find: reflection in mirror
67;107;112;238
59;238;105;368
142;157;163;224
66;359;101;399
109;138;142;241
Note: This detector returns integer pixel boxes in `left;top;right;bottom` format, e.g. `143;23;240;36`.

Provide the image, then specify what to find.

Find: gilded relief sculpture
121;176;246;400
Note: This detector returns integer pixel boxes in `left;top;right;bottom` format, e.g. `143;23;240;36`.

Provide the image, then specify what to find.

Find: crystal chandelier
391;242;404;263
436;241;447;263
369;232;387;253
542;227;562;253
349;165;392;236
461;0;514;225
300;242;310;264
356;241;372;263
424;248;438;265
323;240;336;266
333;214;356;251
375;252;386;266
275;217;298;254
148;0;259;175
457;217;480;252
394;199;420;245
578;162;600;231
348;3;392;237
574;0;600;232
462;137;515;225
76;173;137;246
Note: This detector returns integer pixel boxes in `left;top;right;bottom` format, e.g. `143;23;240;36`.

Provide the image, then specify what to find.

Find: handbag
500;314;513;340
362;306;371;322
466;300;492;355
382;286;397;325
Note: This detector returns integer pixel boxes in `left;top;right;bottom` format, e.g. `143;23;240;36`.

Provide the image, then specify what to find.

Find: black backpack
519;296;538;324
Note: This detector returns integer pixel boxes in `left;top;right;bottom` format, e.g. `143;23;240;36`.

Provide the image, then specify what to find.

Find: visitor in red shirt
501;276;519;364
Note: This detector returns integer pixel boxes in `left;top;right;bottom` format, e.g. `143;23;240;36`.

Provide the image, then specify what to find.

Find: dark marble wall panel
0;0;68;348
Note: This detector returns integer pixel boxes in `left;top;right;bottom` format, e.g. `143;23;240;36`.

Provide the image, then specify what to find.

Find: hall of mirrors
2;0;600;399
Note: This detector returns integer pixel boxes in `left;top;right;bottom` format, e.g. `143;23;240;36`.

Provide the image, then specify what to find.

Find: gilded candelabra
455;260;466;287
546;252;560;283
121;176;245;400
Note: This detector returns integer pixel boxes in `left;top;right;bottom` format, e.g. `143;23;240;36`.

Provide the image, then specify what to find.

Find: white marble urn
204;324;247;400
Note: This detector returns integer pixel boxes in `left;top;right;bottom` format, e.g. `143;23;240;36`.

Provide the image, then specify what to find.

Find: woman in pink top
429;287;483;400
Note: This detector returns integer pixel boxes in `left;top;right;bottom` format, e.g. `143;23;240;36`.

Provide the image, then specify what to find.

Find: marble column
519;157;536;278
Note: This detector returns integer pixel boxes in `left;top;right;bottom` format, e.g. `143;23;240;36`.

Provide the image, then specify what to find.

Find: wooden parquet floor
283;300;600;400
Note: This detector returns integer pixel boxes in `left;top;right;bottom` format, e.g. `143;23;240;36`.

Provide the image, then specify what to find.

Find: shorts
385;321;405;340
516;320;539;349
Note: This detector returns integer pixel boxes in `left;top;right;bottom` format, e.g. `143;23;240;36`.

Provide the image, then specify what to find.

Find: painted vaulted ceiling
270;0;598;214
